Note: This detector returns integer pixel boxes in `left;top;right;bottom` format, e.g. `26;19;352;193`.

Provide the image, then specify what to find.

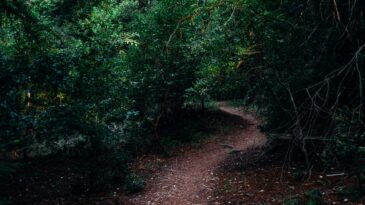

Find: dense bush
321;108;365;191
124;173;145;194
0;0;140;193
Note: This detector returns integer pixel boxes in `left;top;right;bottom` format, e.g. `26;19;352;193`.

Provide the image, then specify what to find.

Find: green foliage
124;173;145;194
291;169;305;182
0;0;137;157
0;162;19;180
0;198;9;205
223;179;234;193
322;108;365;190
0;0;140;198
283;189;323;205
333;109;365;163
305;189;323;205
160;113;211;148
335;186;362;201
283;197;300;205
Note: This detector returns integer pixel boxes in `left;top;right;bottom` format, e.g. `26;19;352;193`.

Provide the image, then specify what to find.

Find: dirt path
127;103;267;205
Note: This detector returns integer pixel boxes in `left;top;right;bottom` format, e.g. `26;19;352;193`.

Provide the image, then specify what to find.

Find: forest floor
125;103;267;205
124;103;364;205
3;103;364;204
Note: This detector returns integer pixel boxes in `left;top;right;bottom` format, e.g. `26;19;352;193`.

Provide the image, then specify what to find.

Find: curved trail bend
127;103;267;205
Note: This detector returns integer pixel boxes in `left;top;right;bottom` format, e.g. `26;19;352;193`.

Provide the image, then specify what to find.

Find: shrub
283;197;300;205
322;108;365;192
305;189;323;205
123;173;145;194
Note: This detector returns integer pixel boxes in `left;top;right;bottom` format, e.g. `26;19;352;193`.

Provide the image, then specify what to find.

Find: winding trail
127;103;267;205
